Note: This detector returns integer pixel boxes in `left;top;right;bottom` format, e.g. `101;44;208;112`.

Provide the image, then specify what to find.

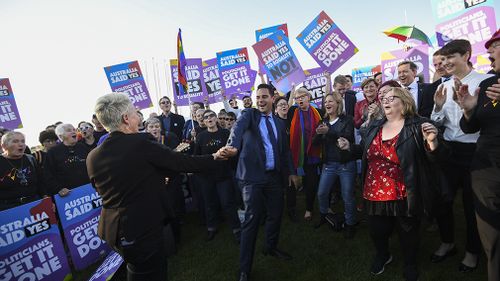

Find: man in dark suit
397;61;435;118
333;75;356;117
157;96;185;140
221;84;299;281
87;93;224;281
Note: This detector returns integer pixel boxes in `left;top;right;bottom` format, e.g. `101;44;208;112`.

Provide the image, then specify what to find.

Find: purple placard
232;69;257;100
87;251;123;281
202;58;223;104
381;45;430;83
0;78;23;129
0;197;72;280
435;6;497;54
303;68;331;107
54;184;110;270
253;30;305;93
104;61;153;110
216;48;254;95
170;58;208;106
255;24;289;74
296;11;358;73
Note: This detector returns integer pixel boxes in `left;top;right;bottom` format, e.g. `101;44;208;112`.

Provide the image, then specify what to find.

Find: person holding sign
0;131;47;210
87;93;225;281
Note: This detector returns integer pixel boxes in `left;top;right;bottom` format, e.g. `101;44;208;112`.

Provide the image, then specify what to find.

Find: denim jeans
317;161;356;225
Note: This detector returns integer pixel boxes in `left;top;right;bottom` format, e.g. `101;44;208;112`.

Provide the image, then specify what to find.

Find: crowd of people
1;31;500;281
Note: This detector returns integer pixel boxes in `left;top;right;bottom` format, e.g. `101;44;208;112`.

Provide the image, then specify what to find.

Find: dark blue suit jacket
227;108;293;184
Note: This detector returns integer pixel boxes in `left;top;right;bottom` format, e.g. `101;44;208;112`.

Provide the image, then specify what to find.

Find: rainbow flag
177;28;188;94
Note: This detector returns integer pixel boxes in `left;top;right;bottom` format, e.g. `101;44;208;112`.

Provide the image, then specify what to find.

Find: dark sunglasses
203;113;216;120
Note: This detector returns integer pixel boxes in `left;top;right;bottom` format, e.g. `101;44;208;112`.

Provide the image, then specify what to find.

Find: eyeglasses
294;95;308;100
277;102;288;107
380;96;400;103
203;113;216;120
78;126;92;131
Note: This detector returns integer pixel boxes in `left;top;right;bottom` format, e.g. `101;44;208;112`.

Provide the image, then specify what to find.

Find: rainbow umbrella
383;25;432;46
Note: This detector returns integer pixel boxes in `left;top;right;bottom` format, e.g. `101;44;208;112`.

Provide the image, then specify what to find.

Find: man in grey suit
221;84;299;281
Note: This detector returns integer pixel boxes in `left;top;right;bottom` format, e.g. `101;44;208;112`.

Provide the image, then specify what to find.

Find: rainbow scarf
290;107;322;175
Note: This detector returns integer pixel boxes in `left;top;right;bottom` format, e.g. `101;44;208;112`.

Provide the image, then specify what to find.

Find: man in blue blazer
221;84;299;281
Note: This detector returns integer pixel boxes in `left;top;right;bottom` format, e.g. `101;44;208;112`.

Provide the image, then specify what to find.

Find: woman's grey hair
144;117;160;127
94;93;134;132
55;123;74;141
1;131;24;147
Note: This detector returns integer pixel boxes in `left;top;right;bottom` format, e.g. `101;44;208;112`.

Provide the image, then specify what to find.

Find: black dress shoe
263;248;293;260
238;272;249;281
206;230;216;241
458;261;477;273
430;246;457;263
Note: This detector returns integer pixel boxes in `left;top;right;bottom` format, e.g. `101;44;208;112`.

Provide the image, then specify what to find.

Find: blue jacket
227;108;294;184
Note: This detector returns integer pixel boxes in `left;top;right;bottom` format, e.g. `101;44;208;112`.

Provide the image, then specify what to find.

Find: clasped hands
212;146;238;160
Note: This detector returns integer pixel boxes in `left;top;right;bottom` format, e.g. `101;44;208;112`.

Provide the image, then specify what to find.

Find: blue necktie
264;116;280;171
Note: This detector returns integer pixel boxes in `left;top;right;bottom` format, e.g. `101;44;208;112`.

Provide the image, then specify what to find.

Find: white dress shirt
430;70;493;143
405;80;419;110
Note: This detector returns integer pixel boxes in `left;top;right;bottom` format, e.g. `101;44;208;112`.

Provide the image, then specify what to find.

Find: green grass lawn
75;192;487;281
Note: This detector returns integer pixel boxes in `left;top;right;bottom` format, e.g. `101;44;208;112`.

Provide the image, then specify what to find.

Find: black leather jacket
355;116;450;217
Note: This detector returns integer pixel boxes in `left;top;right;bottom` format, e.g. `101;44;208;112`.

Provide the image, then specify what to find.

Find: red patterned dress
364;129;407;216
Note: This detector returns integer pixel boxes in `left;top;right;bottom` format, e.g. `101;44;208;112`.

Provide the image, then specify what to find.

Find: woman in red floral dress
340;87;446;281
